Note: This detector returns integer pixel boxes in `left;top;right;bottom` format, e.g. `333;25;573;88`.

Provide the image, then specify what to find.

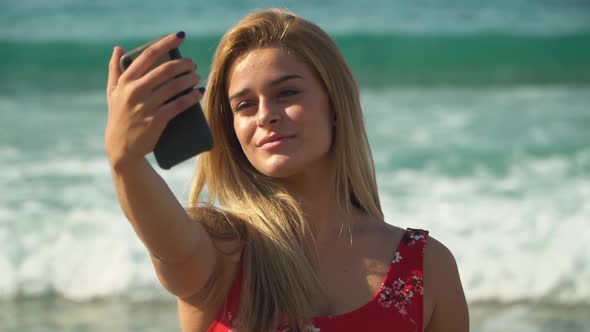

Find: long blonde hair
188;8;383;331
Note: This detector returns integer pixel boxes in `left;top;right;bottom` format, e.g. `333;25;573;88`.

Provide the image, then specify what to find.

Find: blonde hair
188;8;383;331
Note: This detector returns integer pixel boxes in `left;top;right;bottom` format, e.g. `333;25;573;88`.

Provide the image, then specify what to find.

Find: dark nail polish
198;87;206;94
176;31;186;39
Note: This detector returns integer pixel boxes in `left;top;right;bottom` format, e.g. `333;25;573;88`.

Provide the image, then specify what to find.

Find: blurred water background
1;0;589;331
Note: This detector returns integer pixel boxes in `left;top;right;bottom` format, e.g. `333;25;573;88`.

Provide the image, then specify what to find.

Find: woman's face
227;47;333;179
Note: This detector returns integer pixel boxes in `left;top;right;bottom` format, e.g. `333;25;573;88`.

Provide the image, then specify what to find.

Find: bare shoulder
360;218;407;244
176;238;243;332
423;235;469;332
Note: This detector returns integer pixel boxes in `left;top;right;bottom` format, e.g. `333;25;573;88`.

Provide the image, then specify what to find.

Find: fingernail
198;87;206;94
176;31;186;39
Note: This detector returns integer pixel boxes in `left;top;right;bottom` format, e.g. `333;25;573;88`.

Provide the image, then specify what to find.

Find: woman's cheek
285;105;306;123
234;118;254;146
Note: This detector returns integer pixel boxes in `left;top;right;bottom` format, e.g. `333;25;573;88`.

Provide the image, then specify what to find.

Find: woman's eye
278;89;299;98
235;101;252;112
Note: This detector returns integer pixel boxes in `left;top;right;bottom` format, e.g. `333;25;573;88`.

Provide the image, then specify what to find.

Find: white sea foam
2;153;588;303
0;150;198;301
379;154;590;304
1;85;588;304
0;202;169;301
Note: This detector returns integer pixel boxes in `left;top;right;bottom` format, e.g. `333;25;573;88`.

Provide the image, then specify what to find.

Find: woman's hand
105;31;203;170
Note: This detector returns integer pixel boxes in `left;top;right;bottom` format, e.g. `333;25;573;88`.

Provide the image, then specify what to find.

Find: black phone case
119;39;213;169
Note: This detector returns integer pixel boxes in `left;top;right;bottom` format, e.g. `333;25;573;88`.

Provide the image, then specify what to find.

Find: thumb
107;46;125;96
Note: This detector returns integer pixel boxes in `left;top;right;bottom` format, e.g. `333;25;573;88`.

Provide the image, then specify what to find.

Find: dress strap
378;228;429;329
398;228;429;263
384;228;429;281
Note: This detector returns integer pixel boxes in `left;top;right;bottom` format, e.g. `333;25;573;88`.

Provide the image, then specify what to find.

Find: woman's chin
257;156;300;179
260;165;298;179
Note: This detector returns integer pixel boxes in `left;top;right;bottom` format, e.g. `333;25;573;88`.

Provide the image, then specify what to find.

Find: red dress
207;228;429;332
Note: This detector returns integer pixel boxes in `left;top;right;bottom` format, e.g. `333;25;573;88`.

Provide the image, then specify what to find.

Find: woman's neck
281;163;362;244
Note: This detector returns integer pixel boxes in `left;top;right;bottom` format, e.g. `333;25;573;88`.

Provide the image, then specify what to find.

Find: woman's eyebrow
229;74;304;101
268;74;303;86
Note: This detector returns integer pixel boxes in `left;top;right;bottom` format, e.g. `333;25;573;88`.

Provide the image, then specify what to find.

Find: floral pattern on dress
401;229;427;246
377;270;424;316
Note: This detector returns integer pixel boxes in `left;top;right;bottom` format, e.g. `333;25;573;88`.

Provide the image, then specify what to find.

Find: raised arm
105;32;216;299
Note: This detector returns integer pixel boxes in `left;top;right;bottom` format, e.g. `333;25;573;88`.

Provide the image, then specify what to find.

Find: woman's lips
259;135;293;150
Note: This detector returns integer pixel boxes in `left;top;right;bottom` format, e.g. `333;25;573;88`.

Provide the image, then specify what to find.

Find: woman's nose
256;99;281;128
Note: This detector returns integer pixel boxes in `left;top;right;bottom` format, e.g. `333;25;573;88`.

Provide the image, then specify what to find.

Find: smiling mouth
259;136;293;150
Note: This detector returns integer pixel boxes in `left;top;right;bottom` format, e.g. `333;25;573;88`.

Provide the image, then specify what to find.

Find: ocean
1;0;589;331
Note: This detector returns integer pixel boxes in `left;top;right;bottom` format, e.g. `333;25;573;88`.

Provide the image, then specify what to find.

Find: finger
155;88;203;124
124;31;187;81
107;46;125;95
147;72;200;109
136;57;196;93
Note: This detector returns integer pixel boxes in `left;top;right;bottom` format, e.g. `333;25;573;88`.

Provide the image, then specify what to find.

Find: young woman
105;8;469;332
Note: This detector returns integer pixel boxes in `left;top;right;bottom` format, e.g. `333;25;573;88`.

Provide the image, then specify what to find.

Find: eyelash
278;89;299;98
235;101;251;112
234;89;300;112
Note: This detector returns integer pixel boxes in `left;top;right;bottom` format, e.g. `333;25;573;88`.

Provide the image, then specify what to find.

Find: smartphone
119;37;213;170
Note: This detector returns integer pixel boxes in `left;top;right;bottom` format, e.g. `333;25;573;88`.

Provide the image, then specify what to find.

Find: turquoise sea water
1;1;589;331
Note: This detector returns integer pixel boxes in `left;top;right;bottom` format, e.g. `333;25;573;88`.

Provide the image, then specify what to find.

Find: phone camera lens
122;57;133;69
